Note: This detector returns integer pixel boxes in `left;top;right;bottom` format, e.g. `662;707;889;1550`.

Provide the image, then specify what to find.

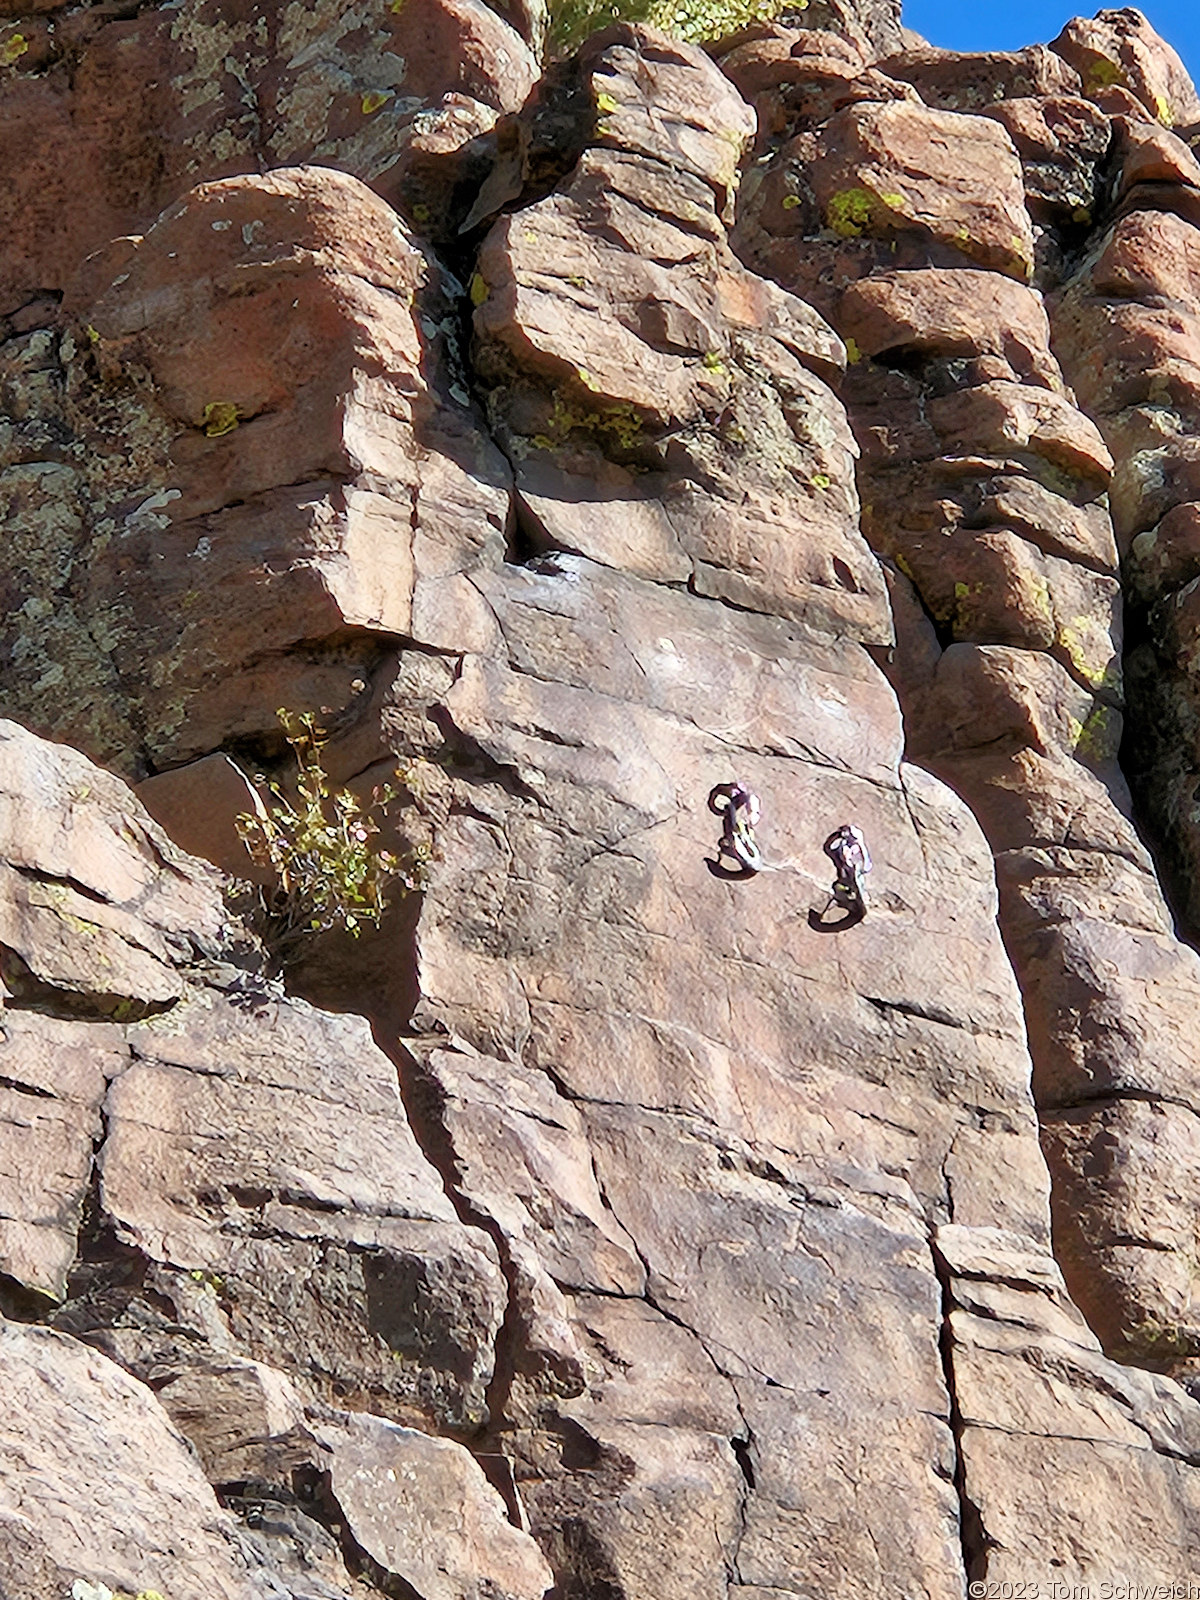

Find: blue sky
901;1;1198;82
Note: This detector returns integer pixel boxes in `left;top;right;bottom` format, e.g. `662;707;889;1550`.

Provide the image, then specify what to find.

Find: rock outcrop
728;4;1200;1378
4;2;1200;1597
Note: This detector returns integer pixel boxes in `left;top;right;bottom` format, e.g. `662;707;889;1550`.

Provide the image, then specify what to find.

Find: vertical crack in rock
388;1037;534;1474
929;1232;990;1589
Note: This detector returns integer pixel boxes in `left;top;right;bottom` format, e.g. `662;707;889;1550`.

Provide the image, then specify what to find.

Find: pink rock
1052;6;1200;129
809;100;1035;281
877;43;1081;111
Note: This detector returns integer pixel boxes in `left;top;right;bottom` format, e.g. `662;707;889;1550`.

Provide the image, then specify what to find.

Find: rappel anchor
708;781;764;876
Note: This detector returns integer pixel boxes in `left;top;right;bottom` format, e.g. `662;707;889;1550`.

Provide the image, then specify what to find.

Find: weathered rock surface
1;164;509;775
6;3;1200;1596
0;1320;263;1600
729;5;1200;1382
319;1412;554;1599
470;26;890;642
0;0;537;311
1051;6;1200;129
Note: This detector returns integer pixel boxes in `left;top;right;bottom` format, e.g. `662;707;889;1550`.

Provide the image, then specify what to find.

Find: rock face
5;2;1200;1597
728;3;1200;1381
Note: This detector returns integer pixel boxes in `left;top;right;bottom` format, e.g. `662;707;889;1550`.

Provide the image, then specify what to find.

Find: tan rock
862;464;1118;573
717;30;907;141
319;1412;554;1600
0;1321;260;1600
876;43;1081;111
470;33;891;643
1;167;511;773
914;645;1136;847
924;380;1113;486
872;524;1121;693
1087;206;1200;303
581;1104;962;1599
1001;852;1200;1110
418;1045;645;1299
0;0;537;312
1128;500;1200;599
0;1013;122;1300
155;1356;316;1487
940;1223;1200;1582
1042;1099;1200;1362
981;94;1110;223
809;100;1035;280
1114;112;1200;195
1052;7;1200;129
137;754;272;885
0;718;227;1009
100;992;506;1427
579;24;756;210
838;267;1063;387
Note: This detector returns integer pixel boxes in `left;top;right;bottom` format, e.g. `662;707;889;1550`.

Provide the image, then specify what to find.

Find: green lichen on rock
1082;55;1127;90
825;188;880;239
1071;704;1120;766
529;388;646;454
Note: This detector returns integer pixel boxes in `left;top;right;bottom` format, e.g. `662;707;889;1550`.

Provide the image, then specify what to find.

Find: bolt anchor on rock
708;780;764;876
823;823;872;917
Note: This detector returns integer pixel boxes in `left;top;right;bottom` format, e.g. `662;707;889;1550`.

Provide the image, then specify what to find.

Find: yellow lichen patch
826;188;883;239
410;202;430;223
533;390;645;454
361;89;392;115
469;272;489;306
576;367;600;392
844;337;862;364
641;0;803;48
811;472;831;490
1073;704;1120;764
781;194;802;210
187;1267;226;1293
1057;615;1122;693
1024;570;1054;626
702;350;726;373
1153;92;1174;127
1010;234;1034;278
0;33;28;65
1084;57;1127;90
954;581;971;601
200;401;240;437
389;0;405;10
595;90;619;114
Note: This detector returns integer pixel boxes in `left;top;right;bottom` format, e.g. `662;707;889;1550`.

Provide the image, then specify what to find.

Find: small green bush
234;709;429;963
547;0;802;54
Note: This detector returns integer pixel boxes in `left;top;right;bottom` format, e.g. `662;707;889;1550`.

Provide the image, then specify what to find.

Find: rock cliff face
4;2;1200;1596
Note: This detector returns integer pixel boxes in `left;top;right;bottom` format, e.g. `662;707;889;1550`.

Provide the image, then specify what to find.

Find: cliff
2;1;1200;1595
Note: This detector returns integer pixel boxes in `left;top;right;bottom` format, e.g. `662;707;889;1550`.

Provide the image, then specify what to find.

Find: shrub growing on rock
233;708;428;963
548;0;797;53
